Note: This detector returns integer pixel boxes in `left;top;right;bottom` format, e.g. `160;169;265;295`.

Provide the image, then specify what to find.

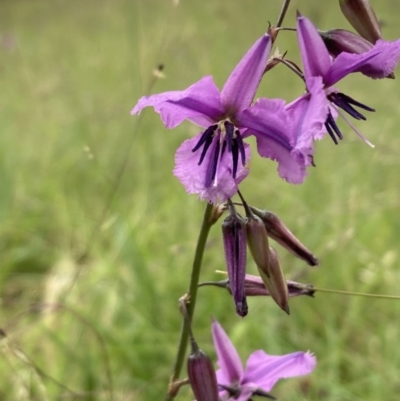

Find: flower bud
225;274;315;298
257;247;290;314
246;215;271;277
319;29;372;57
250;207;318;266
222;212;248;317
187;349;219;401
339;0;381;44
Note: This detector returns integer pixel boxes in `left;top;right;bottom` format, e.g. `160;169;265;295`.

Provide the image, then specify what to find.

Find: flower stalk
165;202;215;401
276;0;292;28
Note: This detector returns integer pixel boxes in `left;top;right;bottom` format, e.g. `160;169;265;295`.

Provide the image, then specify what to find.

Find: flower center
325;92;375;144
192;120;246;188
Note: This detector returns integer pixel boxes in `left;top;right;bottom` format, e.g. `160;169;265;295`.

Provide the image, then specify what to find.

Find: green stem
164;202;214;401
276;0;291;28
314;287;400;300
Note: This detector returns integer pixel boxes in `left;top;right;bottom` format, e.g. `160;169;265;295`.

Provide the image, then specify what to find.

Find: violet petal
238;99;307;184
220;35;271;114
327;38;400;82
286;76;329;162
297;13;331;79
242;350;317;391
212;320;244;385
131;76;224;128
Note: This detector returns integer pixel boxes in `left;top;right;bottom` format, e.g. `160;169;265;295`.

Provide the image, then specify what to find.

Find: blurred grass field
1;0;400;400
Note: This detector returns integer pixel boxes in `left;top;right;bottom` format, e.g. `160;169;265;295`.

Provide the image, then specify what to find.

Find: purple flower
132;34;308;204
212;320;316;401
288;13;400;152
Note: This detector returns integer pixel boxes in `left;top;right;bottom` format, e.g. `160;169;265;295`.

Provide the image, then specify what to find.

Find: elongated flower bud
250;207;318;266
339;0;381;44
246;215;271;277
187;349;219;401
257;247;290;314
225;274;315;298
222;212;248;317
320;29;372;57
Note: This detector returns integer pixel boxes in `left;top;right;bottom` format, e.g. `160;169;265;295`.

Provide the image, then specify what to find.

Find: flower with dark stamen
132;34;311;203
286;13;400;154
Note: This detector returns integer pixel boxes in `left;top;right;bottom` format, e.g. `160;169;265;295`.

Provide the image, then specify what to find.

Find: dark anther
197;133;214;165
192;124;218;152
334;97;366;120
205;140;221;188
224;121;234;153
229;129;246;179
336;93;375;112
329;92;374;121
324;111;342;144
231;139;239;178
235;130;246;166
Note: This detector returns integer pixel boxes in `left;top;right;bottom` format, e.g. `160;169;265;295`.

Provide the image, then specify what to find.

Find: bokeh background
1;0;400;400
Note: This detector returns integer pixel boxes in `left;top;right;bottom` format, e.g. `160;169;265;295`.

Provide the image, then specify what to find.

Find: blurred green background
0;0;400;400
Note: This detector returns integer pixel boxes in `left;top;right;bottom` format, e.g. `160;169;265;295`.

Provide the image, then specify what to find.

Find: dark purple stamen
192;124;218;152
204;140;221;188
224;121;234;153
197;133;214;165
336;93;375;112
324;111;342;144
231;139;239;180
235;129;246;166
325;92;374;144
194;121;246;186
333;96;366;120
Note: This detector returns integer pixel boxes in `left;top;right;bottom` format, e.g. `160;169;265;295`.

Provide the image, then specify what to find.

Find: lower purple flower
211;320;316;401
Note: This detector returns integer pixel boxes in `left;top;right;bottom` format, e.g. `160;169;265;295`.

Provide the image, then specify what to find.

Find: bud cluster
221;196;318;316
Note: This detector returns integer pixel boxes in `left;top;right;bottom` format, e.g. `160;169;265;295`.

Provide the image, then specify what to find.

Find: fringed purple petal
242;350;316;391
173;132;250;204
238;99;307;184
327;38;400;82
297;13;331;79
286;76;329;163
221;35;271;113
212;320;244;385
131;76;224;128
